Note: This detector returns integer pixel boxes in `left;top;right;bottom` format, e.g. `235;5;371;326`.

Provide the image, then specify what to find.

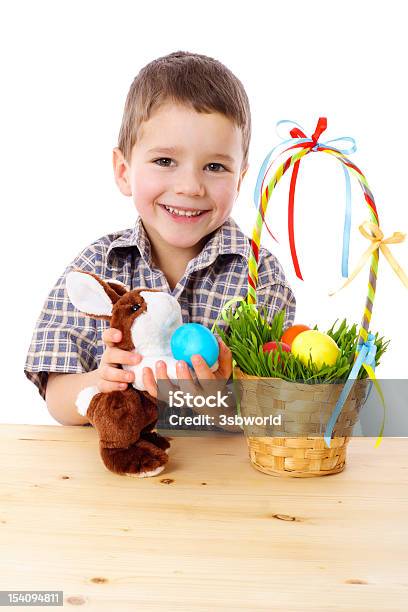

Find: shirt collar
189;216;251;273
106;215;252;270
106;217;152;266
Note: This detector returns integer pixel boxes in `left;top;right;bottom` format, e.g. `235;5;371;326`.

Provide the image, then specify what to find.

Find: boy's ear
112;147;132;197
66;270;123;319
236;164;249;196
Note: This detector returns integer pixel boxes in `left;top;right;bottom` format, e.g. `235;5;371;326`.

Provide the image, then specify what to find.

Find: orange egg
281;324;310;347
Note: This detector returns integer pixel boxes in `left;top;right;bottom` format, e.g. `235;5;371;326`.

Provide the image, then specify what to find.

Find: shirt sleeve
24;246;101;400
255;249;297;330
256;283;296;330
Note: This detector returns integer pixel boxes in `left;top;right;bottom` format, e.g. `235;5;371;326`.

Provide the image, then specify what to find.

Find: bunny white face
130;291;183;356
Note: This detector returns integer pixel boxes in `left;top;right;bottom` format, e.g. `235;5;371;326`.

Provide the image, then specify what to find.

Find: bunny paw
100;439;168;477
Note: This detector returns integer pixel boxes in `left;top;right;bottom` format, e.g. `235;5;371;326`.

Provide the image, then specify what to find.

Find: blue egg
170;323;219;368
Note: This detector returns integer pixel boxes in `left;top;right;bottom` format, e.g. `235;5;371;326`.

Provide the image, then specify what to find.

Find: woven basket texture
233;367;370;477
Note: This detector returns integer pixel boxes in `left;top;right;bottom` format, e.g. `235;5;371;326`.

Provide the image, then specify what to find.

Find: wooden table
0;425;407;611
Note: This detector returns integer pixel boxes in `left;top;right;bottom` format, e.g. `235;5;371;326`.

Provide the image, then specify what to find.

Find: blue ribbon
323;334;377;447
253;120;357;278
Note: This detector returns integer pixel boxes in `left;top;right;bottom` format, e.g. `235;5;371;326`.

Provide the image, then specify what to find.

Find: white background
1;0;407;424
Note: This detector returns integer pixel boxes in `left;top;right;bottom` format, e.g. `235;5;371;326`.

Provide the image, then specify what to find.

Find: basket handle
247;117;380;354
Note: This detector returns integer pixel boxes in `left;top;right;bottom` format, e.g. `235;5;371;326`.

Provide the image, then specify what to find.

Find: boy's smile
113;102;248;277
157;202;211;221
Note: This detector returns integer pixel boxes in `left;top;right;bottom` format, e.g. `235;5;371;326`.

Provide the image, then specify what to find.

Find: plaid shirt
24;215;296;400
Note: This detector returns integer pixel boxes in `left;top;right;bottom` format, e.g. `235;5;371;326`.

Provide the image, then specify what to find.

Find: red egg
262;341;291;364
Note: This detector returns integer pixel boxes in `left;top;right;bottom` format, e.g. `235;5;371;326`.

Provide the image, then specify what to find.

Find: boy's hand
96;328;141;393
142;337;233;399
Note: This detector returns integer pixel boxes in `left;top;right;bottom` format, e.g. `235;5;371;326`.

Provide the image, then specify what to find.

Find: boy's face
113;102;248;256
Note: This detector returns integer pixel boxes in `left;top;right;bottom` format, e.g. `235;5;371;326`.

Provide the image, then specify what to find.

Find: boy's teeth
164;205;203;217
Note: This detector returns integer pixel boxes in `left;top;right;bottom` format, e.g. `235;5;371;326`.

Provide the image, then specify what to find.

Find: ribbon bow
329;221;408;295
253;118;357;280
324;333;386;448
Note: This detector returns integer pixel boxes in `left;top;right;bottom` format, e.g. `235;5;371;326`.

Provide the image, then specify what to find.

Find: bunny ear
66;270;119;318
106;279;128;297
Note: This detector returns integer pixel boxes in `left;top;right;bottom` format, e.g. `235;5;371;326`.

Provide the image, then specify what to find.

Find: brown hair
117;50;251;171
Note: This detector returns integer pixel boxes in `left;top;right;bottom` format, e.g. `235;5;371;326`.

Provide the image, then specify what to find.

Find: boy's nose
174;170;205;197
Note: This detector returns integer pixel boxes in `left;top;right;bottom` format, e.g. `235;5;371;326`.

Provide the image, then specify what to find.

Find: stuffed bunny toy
65;269;188;478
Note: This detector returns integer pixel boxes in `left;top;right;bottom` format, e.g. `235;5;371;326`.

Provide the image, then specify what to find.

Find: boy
24;50;296;427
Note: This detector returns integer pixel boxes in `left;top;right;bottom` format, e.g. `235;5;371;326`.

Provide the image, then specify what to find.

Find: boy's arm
24;244;102;408
45;329;139;426
257;283;296;329
46;371;100;426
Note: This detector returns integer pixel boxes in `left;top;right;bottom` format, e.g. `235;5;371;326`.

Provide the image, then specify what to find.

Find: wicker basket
227;118;385;477
233;366;370;477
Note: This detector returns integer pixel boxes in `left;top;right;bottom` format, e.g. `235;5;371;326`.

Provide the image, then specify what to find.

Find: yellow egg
291;330;340;369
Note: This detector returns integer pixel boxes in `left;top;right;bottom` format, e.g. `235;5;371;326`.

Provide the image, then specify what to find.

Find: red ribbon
288;118;328;280
260;117;328;280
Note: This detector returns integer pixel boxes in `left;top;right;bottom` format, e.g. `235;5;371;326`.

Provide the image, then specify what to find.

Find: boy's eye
153;158;227;172
207;162;226;172
154;157;173;167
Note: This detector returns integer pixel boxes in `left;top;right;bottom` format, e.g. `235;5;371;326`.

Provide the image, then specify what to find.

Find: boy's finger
102;327;122;347
105;346;142;366
98;379;129;393
220;337;230;351
155;361;178;390
190;355;220;396
155;362;180;401
155;360;168;378
214;339;232;378
176;360;199;397
142;367;157;398
215;358;232;379
191;354;213;377
217;337;231;359
101;364;134;384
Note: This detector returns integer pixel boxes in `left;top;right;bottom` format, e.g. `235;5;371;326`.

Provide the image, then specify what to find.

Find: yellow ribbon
329;221;408;296
362;362;386;447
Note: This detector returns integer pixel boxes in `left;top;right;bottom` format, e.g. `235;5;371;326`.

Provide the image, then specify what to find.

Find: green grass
214;302;390;383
